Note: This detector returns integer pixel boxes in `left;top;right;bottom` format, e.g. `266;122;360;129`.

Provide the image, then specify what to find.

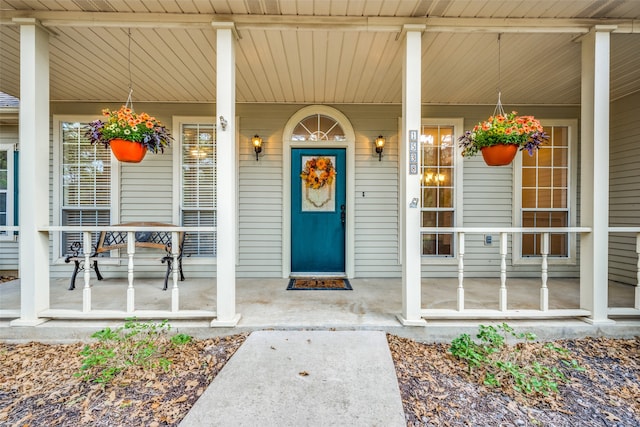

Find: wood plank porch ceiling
0;0;639;105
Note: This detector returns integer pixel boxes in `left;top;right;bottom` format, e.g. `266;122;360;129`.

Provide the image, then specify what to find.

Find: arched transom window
292;114;346;142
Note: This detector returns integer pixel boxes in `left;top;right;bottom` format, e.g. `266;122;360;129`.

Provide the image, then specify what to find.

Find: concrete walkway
179;330;406;427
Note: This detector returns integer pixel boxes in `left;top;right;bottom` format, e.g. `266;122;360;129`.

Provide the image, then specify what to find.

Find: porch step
178;330;406;427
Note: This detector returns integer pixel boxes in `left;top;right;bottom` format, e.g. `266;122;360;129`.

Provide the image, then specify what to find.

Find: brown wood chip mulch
0;332;639;426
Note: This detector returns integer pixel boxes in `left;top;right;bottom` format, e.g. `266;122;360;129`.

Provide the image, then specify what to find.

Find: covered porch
1;275;639;341
1;1;640;329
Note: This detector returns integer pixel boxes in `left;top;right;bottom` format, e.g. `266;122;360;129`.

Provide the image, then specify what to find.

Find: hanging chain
124;28;134;111
493;33;506;117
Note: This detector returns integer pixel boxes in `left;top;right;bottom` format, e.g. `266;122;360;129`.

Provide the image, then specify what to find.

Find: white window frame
172;116;218;264
0;143;15;241
53;115;120;262
512;119;578;265
420;118;464;265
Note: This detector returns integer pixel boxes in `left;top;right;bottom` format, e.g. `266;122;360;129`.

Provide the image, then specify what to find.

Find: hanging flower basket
480;143;518;166
458;110;549;166
85;106;172;163
109;138;148;163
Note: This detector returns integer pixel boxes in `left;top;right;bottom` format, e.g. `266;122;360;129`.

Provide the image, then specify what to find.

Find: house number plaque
409;130;418;175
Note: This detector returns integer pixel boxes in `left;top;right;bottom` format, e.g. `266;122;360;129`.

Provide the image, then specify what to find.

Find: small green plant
75;318;192;384
450;323;584;397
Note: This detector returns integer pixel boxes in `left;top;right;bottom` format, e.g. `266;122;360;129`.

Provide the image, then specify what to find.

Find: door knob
340;205;346;225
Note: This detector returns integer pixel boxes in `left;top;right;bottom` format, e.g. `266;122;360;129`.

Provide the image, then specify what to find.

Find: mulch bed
389;334;640;426
0;332;638;426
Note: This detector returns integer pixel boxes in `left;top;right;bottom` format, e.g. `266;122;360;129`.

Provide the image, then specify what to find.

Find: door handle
340;205;346;225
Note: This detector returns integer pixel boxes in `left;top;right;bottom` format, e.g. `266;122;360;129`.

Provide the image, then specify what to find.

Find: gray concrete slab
178;330;406;427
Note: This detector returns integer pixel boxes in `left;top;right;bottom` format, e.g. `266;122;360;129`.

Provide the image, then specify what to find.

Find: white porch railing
420;227;592;319
608;227;640;316
39;225;217;320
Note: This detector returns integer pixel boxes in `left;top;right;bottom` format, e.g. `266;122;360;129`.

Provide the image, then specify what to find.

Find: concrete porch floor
1;276;639;342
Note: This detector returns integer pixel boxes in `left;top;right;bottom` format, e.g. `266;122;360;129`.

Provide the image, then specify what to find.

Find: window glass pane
0;193;6;218
61;209;110;255
522;189;536;208
61;122;111;207
536;148;552;166
553;189;567;208
438;187;453;208
538;189;551;208
181;123;217;256
552;127;568;147
437;233;453;256
182;210;216;256
422;187;437;208
422;234;436;255
522;152;536;167
520;125;570;258
553;148;568;167
421;211;436;227
538;168;552;187
420;124;457;256
291;114;345;141
438;211;453;227
61;121;112;254
552;168;567;188
522;211;535;227
522;168;536;187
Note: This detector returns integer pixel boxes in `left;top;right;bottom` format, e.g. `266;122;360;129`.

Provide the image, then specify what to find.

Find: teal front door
291;148;346;274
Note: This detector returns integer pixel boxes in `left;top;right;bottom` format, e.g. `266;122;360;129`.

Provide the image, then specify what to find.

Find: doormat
287;278;352;290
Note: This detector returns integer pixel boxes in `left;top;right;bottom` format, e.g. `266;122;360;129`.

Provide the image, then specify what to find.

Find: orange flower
145;121;154;129
316;158;327;170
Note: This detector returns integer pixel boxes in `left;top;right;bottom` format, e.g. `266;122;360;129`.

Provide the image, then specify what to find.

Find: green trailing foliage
450;323;585;397
75;318;192;384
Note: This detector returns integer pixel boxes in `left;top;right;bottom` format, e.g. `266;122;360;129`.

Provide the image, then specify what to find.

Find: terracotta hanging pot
480;144;518;166
109;138;147;163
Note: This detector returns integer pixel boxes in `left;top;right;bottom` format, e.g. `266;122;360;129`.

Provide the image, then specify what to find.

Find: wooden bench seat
64;222;185;291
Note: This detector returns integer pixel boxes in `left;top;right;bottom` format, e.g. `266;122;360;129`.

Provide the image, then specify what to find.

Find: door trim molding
282;105;355;278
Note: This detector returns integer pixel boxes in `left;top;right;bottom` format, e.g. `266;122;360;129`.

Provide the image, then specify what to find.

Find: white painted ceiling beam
2;11;639;34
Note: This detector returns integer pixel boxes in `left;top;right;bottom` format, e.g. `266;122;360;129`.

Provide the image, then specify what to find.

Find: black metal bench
64;222;185;291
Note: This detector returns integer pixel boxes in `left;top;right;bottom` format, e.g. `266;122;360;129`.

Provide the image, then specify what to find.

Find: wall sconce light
252;134;263;161
219;116;227;131
375;135;386;161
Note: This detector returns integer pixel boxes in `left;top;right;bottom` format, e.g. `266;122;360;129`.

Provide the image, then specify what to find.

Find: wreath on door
300;157;336;189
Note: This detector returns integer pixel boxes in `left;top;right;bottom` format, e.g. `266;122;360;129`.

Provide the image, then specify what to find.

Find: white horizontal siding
609;91;640;285
38;102;584;281
341;105;402;278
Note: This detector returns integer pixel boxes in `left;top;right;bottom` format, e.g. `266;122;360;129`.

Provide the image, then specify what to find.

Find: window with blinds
420;125;456;256
521;126;570;257
60;122;111;254
0;144;14;240
181;123;216;256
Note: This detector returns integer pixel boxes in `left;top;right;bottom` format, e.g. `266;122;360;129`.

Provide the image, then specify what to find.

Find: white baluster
171;231;180;312
499;232;507;311
636;233;640;310
82;231;92;313
540;232;549;311
126;231;135;313
457;232;465;311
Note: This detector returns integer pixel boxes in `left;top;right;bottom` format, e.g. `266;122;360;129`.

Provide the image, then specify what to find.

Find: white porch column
11;19;50;326
211;22;240;327
398;25;427;326
579;26;615;324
